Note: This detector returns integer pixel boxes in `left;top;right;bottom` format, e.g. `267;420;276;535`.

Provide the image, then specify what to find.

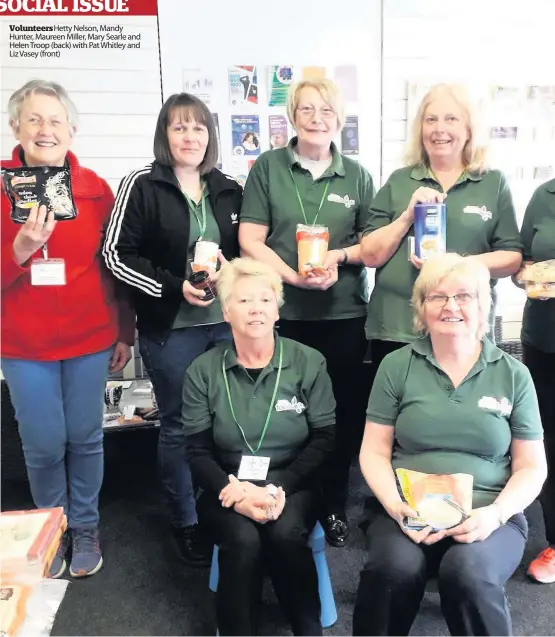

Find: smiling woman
238;79;377;547
360;83;522;404
1;79;135;580
181;257;336;636
353;252;547;637
102;92;243;566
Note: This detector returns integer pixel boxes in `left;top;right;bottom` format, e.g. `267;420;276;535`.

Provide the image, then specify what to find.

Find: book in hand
0;508;67;585
395;469;473;531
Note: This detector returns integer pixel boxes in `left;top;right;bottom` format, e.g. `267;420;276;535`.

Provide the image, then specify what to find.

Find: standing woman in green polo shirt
353;253;546;637
239;79;375;547
181;258;336;636
514;179;555;584
361;83;522;379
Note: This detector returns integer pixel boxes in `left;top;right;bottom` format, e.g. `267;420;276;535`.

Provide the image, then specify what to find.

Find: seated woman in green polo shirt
353;253;547;637
513;178;555;584
361;83;522;386
181;257;336;637
239;78;376;548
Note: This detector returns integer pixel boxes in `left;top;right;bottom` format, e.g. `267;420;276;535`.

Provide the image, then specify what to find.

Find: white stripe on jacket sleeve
103;166;163;297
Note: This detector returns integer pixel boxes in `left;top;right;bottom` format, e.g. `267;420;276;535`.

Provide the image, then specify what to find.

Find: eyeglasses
22;116;65;129
296;106;336;119
425;292;478;306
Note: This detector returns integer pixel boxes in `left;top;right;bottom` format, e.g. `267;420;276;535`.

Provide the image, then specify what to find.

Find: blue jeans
139;323;232;528
1;348;112;529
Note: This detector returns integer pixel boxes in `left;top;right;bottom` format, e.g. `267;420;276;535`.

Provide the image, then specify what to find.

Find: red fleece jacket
1;146;135;360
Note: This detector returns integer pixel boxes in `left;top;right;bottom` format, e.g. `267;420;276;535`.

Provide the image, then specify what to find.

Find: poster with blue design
231;115;261;157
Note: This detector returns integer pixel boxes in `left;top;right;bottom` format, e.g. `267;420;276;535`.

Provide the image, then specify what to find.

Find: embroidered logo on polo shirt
275;396;306;414
463;205;492;221
478;395;512;416
231;212;238;224
328;193;355;209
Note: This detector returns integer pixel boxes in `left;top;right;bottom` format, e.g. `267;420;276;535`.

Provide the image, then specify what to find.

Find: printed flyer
268;114;288;149
183;68;214;104
211;113;223;169
341;115;360;155
231;115;261;157
333;65;358;102
228;65;258;106
267;65;294;106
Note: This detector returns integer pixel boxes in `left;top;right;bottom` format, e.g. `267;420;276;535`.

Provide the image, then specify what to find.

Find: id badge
237;455;270;481
30;258;66;286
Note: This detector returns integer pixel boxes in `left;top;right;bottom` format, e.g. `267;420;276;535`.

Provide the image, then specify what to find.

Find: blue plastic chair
209;521;337;628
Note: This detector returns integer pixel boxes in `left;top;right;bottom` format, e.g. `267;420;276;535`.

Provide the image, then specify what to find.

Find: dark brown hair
153;93;218;174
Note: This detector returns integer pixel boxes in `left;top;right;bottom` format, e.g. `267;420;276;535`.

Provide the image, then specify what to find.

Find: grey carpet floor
2;427;554;636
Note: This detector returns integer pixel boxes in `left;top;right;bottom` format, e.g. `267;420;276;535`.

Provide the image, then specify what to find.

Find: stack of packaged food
0;508;66;636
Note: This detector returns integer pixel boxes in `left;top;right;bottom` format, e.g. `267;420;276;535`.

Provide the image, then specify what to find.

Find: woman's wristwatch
338;248;348;266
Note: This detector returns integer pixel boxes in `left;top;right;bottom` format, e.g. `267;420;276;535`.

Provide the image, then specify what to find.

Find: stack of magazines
0;508;67;636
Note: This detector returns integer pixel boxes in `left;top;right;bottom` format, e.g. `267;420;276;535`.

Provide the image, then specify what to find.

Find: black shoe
172;524;212;567
323;514;349;548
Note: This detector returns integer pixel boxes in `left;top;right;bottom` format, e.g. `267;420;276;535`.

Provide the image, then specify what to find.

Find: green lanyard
182;189;207;240
289;168;330;227
222;340;283;455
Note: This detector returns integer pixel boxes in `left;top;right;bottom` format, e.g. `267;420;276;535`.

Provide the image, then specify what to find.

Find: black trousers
353;504;528;636
278;317;370;514
198;489;321;637
523;343;555;545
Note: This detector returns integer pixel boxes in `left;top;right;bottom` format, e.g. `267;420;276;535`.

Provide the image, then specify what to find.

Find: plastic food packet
519;260;555;299
296;224;329;276
1;166;77;224
525;282;555;299
395;468;473;531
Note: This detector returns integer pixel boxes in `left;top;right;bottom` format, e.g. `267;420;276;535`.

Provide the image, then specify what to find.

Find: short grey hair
8;79;78;136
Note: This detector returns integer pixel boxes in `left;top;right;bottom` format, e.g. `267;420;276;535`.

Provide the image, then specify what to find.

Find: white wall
381;0;555;338
157;0;383;184
0;15;163;195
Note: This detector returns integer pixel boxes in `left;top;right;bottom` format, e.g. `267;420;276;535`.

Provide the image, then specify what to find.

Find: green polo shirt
520;178;555;353
172;187;224;329
181;335;336;473
240;138;375;320
367;337;543;508
363;165;522;343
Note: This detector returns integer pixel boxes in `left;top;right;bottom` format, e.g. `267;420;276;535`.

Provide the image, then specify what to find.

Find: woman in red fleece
1;80;135;579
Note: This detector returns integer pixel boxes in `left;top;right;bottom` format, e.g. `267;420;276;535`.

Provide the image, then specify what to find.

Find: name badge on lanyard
237;455;271;480
30;244;66;286
222;340;284;481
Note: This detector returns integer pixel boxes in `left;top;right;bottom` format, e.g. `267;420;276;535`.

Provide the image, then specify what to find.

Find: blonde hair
286;79;346;131
217;258;284;308
412;253;492;340
404;83;488;174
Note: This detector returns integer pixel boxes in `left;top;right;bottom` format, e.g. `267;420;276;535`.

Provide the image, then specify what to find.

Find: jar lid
189;270;209;284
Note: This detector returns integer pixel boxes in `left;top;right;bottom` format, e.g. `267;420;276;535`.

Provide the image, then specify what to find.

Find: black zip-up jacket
103;161;242;343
